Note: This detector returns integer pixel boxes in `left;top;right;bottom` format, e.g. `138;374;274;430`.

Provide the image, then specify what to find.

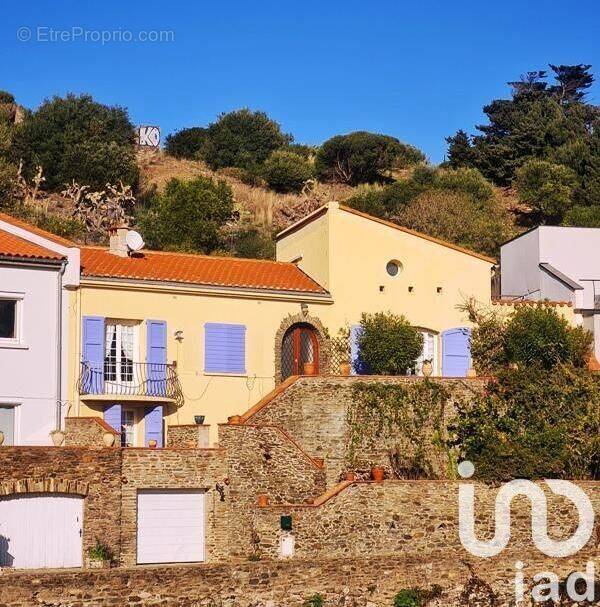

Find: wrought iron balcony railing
78;360;183;406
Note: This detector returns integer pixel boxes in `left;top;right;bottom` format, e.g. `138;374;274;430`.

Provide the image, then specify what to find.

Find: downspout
55;259;67;431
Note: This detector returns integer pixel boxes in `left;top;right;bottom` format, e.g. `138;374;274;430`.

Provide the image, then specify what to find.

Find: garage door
137;490;205;564
0;494;83;569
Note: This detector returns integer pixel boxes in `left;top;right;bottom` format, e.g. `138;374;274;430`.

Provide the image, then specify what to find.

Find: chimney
108;224;129;257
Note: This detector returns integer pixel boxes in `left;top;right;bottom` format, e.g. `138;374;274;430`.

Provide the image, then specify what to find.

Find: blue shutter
103;403;122;433
147;320;167;396
82;316;105;394
204;323;246;374
442;328;472;377
350;324;369;375
144;404;163;447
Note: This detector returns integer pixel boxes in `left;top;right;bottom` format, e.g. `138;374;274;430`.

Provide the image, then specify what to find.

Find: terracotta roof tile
81;247;328;294
0;228;65;261
0;212;74;247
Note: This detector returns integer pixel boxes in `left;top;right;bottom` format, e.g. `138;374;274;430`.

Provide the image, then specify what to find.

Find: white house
501;226;600;358
0;213;79;445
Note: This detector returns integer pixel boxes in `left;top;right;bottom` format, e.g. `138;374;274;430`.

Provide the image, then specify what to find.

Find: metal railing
78;360;183;405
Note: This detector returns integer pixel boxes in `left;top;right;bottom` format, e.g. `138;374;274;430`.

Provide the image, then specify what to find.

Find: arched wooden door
281;324;319;379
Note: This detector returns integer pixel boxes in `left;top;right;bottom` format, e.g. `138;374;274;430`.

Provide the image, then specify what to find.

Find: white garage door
137;490;205;564
0;494;83;569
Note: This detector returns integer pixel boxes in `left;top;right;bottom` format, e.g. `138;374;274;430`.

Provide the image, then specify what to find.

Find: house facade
0;213;79;445
277;202;495;376
500;226;600;358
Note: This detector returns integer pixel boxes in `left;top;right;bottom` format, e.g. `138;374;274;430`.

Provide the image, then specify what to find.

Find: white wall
0;263;60;445
500;229;541;298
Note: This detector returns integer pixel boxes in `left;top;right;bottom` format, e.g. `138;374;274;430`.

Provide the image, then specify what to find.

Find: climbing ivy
346;381;453;478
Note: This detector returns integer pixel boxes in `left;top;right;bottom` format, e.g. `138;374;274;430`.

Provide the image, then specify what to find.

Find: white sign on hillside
137;125;160;147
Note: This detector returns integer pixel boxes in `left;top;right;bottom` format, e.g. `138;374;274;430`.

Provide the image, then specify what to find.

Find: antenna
125;230;145;252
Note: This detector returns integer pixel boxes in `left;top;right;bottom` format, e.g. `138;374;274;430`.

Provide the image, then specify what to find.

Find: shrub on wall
348;381;452;478
355;311;423;375
464;300;592;374
452;364;600;481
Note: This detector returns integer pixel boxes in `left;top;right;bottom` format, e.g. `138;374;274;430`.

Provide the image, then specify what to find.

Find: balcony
78;360;183;406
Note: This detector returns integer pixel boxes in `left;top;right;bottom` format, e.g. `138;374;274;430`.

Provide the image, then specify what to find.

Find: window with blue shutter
350;324;369;375
204;323;246;374
103;403;122;433
147;320;167;396
442;328;472;377
82;316;105;394
144;404;163;447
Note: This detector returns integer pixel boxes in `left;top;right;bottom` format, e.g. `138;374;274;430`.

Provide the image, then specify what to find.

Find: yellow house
62;201;494;446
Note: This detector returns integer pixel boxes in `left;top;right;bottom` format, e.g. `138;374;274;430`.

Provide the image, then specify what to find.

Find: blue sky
2;0;600;163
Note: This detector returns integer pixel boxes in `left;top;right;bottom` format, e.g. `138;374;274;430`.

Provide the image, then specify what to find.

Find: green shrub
138;176;235;253
452;365;600;481
504;305;591;370
515;159;577;222
0;157;17;204
433;167;494;204
315;131;424;185
355;311;423;375
88;539;113;562
261;150;313;193
164;127;208;159
12;93;138;191
303;594;324;607
232;227;275;259
393;586;442;607
200;109;291;171
563;204;600;228
0;91;15;105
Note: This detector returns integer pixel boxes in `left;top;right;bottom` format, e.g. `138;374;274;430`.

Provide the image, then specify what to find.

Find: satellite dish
126;230;145;252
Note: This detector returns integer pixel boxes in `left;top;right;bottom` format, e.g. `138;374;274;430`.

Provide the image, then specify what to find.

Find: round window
386;260;402;276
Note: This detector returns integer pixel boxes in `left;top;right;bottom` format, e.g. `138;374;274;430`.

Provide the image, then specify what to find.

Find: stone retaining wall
245;376;486;484
0;552;595;606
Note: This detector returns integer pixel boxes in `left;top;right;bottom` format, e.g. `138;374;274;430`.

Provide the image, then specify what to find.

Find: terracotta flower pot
345;471;357;482
371;466;385;482
339;362;351;376
257;494;269;508
228;415;242;425
148;439;158;449
303;362;316;376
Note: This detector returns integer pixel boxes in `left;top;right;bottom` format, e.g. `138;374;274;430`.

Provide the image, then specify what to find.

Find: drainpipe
55;259;67;431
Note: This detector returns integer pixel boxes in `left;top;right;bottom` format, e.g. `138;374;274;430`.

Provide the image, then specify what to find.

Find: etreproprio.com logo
457;460;597;603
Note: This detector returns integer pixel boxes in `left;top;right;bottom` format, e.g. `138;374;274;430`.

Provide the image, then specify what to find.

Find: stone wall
245;376;486;484
64;416;119;447
167;424;210;448
120;448;228;566
252;479;599;561
0;552;596;606
0;447;122;559
219;423;327;558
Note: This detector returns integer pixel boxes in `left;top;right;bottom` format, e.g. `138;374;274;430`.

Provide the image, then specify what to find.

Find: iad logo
457;461;597;603
457;460;595;558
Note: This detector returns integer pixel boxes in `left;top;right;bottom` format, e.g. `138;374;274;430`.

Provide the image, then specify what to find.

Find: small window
0;405;15;445
0;299;17;340
386;260;402;277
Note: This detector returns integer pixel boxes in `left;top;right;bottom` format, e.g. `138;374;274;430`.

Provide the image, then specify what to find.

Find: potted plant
303;361;316;375
333;324;352;375
422;359;433;377
148;439;158;449
345;471;357;481
194;415;205;425
371;465;385;482
88;539;113;569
